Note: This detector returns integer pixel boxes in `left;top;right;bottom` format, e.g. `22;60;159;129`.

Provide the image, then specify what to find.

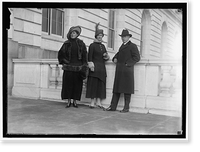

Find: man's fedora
119;29;132;37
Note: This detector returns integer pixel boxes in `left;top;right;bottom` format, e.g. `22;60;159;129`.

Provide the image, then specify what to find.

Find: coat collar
119;41;131;51
93;38;102;43
123;40;130;45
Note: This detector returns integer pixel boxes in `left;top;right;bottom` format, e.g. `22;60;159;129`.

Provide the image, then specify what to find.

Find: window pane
109;10;112;28
108;30;114;48
109;10;114;29
42;8;48;32
52;9;56;22
111;30;114;48
111;10;115;28
57;22;62;36
57;10;62;23
51;9;57;34
108;30;111;48
56;10;62;36
42;17;48;32
52;20;56;34
140;25;143;54
108;10;115;49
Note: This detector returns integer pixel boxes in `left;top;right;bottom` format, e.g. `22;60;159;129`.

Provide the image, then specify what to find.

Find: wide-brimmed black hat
119;29;132;37
67;26;81;39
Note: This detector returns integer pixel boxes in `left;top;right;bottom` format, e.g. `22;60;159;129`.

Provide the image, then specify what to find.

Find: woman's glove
103;52;110;61
88;62;95;72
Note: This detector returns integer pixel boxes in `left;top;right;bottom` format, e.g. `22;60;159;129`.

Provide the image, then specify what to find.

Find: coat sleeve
58;43;69;65
82;42;88;65
126;44;141;67
112;51;119;62
102;45;110;61
88;44;94;62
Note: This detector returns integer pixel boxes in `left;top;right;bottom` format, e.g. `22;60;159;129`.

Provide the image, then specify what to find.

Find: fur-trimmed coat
58;38;87;65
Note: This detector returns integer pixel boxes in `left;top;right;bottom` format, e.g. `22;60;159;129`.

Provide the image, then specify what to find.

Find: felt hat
95;23;104;38
67;26;81;39
119;29;132;37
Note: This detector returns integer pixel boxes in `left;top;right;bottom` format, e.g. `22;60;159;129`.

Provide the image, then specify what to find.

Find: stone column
64;9;79;38
115;9;126;51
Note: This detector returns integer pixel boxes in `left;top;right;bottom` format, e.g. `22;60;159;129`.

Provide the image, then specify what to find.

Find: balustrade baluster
49;64;58;89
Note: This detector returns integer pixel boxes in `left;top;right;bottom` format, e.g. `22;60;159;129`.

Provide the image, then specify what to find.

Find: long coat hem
112;41;140;94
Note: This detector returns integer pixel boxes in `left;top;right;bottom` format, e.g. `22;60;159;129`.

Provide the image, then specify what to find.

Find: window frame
107;9;116;51
160;21;168;58
140;9;151;58
42;8;64;38
42;8;50;33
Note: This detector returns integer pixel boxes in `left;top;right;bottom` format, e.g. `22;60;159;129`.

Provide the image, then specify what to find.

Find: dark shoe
65;102;71;108
120;109;129;113
73;100;78;108
97;105;105;110
104;106;115;111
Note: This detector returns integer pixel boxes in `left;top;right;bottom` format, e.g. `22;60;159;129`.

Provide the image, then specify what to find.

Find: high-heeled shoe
97;105;105;110
65;101;71;108
73;100;78;108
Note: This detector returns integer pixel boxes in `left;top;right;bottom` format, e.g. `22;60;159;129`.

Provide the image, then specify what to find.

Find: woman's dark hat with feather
95;23;104;38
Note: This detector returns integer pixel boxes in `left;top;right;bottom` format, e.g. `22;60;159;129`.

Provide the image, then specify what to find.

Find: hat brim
67;26;82;39
71;26;81;35
119;34;132;37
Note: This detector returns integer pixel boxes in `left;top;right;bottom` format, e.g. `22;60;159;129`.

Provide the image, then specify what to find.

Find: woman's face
70;31;78;39
96;34;103;41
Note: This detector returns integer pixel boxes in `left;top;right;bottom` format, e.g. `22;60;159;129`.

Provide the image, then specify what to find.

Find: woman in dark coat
86;23;110;108
105;29;140;113
58;26;87;108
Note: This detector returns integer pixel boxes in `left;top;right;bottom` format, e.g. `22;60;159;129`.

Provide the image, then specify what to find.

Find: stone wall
12;59;182;117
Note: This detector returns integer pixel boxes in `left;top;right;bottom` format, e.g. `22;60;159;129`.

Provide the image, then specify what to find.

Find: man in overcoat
105;29;140;113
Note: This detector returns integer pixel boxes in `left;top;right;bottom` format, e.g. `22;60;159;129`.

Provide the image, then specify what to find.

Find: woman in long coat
58;26;87;108
86;23;110;108
105;29;140;113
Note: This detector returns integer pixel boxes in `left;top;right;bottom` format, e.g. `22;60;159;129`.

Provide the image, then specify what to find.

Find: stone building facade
8;8;182;116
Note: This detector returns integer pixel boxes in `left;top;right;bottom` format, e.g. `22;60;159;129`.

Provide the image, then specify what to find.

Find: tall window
140;10;151;58
42;8;64;37
108;9;115;49
161;22;168;58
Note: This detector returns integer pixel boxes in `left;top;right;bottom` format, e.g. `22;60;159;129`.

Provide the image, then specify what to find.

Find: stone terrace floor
6;96;182;136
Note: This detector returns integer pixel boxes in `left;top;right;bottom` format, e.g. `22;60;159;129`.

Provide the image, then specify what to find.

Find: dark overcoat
112;41;140;94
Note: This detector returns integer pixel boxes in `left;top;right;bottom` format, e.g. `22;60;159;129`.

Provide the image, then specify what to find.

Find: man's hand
113;58;117;63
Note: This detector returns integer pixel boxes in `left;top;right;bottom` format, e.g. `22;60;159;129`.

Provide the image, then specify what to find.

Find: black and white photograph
2;2;187;139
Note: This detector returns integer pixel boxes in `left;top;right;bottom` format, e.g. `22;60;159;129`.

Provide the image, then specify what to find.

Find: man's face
121;36;130;43
71;31;78;39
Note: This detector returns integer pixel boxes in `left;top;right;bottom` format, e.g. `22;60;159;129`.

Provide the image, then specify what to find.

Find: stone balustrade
12;58;182;117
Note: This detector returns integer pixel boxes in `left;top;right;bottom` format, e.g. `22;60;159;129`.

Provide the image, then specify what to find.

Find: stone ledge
148;109;182;117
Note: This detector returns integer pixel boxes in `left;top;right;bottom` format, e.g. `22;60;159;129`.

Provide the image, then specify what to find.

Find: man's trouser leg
110;93;120;110
124;93;131;110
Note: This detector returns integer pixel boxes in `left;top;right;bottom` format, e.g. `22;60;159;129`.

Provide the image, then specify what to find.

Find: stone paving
7;96;182;135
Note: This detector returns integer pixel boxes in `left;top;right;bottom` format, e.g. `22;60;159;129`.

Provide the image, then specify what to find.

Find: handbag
62;64;89;80
79;64;89;80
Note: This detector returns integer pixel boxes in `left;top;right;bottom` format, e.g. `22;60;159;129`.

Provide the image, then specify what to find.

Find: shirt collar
123;40;130;45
